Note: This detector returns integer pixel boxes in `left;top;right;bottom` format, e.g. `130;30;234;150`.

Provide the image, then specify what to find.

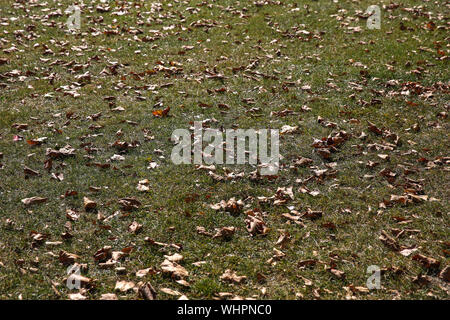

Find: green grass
0;0;448;300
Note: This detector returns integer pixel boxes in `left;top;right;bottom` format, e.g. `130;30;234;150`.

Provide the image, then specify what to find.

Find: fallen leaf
139;282;157;300
136;267;155;278
68;293;87;300
379;230;401;251
114;280;135;292
160;288;182;296
212;227;236;240
128;221;142;234
83;197;97;211
220;269;247;284
21;197;47;206
439;266;450;282
100;293;118;300
412;254;440;269
164;253;184;263
245;215;269;236
59;250;80;265
160;259;188;279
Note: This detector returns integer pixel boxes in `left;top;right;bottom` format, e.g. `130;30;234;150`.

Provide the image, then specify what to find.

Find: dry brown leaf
379;230;401;251
160;288;182;296
176;279;190;287
196;226;213;237
68;293;87;300
245;215;269;236
328;268;345;279
137;183;150;192
275;230;291;248
138;282;157;300
93;246;112;262
220;269;247;284
164;253;184;263
211;198;244;215
439;266;450;282
83;197;97;211
412;254;440;269
212;226;236;240
100;293;118;300
66;208;80;221
136;267;155;278
128;221;143;234
118;197;141;211
160;259;188;279
114;280;135;292
280;125;299;134
302;209;323;220
65;274;94;288
21;197;47;206
59;250;80;265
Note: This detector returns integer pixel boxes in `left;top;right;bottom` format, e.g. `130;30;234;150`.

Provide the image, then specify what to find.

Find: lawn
0;0;448;300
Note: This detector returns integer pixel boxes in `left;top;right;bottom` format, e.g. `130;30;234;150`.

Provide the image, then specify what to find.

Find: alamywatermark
66;264;81;290
366;5;381;29
66;5;81;31
177;304;272;317
366;265;381;290
171;121;279;175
